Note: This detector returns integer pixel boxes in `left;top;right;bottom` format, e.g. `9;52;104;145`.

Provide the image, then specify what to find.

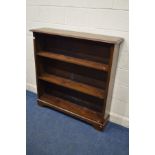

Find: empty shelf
37;51;109;72
38;94;103;125
38;73;105;99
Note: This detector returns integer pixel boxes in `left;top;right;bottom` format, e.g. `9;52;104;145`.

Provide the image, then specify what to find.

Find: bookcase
31;28;123;130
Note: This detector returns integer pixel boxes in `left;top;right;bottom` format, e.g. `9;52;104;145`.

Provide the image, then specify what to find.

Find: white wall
26;0;129;127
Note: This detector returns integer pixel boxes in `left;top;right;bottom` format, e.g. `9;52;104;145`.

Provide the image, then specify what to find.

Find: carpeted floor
26;91;129;155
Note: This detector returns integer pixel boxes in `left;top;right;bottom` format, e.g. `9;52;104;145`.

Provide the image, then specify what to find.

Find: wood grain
38;94;104;125
37;51;109;71
38;73;105;99
31;28;124;44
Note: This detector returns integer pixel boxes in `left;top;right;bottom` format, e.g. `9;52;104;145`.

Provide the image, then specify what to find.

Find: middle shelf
37;51;109;72
38;73;105;99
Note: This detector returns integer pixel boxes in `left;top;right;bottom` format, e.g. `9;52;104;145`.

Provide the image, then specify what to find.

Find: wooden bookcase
31;28;123;130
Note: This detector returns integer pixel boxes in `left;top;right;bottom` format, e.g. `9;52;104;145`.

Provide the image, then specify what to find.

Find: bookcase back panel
35;33;112;64
38;57;107;89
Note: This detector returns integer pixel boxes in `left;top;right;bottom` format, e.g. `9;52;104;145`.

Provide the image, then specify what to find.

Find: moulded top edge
30;28;124;44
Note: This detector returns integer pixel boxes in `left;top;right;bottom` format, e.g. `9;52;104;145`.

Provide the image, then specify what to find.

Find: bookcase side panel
104;44;120;119
33;33;45;97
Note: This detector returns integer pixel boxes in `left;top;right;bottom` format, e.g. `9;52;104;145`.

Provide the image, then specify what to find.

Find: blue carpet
26;91;129;155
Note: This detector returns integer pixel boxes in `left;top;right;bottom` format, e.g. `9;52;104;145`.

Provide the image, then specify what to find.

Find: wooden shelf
38;73;105;99
38;94;104;126
37;51;109;72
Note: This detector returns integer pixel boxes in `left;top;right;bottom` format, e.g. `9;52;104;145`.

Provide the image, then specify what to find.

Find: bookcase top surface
31;28;123;44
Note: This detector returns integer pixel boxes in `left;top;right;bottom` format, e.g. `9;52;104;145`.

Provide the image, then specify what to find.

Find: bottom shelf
38;94;108;127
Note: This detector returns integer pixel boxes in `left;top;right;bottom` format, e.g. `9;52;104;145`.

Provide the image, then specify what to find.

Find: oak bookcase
31;28;123;130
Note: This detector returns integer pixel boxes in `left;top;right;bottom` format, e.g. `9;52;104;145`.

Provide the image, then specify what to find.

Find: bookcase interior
35;33;112;64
